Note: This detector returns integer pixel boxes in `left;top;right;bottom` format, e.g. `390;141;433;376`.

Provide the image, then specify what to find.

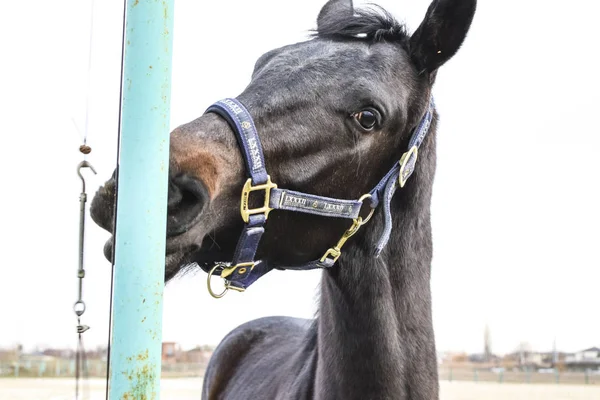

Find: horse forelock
313;5;409;45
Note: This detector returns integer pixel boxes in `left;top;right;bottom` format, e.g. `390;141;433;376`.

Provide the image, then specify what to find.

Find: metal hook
77;161;97;193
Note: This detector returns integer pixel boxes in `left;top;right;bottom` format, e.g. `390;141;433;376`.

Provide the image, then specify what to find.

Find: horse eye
353;110;378;131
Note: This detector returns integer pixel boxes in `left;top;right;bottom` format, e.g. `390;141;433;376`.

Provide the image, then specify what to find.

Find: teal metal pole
108;0;173;398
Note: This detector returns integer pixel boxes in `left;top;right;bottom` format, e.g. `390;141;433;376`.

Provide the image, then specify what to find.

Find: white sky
1;0;598;356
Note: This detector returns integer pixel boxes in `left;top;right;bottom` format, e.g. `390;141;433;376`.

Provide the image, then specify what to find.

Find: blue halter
204;97;434;297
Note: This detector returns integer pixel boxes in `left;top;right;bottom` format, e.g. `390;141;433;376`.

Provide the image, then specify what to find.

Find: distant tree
552;338;558;367
515;341;533;366
484;323;492;362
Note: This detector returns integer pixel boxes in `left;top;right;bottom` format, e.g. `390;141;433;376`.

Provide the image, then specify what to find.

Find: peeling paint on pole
109;0;174;399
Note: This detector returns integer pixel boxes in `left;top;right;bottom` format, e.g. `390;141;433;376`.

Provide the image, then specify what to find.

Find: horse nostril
167;173;209;236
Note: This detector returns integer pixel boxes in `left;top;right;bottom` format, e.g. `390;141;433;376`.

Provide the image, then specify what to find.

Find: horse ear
317;0;353;31
409;0;477;75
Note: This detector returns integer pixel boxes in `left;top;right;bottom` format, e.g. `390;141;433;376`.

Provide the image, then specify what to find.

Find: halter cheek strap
204;97;434;296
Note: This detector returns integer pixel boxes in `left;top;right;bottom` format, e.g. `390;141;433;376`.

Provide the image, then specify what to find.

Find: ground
2;378;600;399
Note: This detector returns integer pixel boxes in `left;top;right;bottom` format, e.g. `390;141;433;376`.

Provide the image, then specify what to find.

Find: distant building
183;346;213;365
162;342;180;364
539;351;571;367
0;344;22;362
503;351;546;369
84;346;108;361
42;348;75;359
438;352;469;364
468;353;500;364
565;347;600;371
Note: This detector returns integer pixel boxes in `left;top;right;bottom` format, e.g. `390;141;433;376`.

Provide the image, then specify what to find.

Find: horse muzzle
91;171;211;262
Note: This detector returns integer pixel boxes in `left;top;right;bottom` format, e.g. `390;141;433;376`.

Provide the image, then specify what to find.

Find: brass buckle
207;263;248;299
398;146;418;188
240;176;277;223
220;261;255;279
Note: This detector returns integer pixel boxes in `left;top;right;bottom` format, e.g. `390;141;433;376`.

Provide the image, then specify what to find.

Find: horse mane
314;6;409;44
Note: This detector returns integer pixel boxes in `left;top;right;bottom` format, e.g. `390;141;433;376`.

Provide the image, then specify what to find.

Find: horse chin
165;251;189;281
102;235;201;282
103;238;114;261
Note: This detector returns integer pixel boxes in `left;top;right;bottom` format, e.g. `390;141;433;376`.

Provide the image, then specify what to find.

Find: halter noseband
204;97;434;298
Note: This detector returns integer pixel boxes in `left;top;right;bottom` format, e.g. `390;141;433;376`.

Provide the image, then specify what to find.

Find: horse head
91;0;476;283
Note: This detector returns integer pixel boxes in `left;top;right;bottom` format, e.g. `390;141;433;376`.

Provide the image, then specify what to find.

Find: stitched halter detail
203;97;434;297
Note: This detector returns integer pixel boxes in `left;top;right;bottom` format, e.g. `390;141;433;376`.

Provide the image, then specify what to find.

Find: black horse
91;0;476;398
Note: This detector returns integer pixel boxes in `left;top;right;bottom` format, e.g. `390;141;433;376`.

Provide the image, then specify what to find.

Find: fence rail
0;360;206;379
2;361;599;386
439;366;600;385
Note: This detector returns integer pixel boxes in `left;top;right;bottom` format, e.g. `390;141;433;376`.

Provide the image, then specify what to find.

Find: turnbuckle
320;194;375;263
74;161;96;323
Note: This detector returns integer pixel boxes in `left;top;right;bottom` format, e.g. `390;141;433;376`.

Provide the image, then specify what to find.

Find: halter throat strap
204;97;434;295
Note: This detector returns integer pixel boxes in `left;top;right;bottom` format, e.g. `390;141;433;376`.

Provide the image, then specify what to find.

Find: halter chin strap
204;97;434;297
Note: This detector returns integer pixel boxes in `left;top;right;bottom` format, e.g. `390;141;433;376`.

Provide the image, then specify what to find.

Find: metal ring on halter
73;300;86;317
357;194;376;225
207;264;230;299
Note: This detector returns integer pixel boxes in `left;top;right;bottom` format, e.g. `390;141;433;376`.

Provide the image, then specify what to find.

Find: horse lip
103;235;194;263
103;237;114;261
90;185;116;233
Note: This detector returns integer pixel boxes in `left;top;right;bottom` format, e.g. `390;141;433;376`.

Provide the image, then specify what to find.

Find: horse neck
315;134;438;399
